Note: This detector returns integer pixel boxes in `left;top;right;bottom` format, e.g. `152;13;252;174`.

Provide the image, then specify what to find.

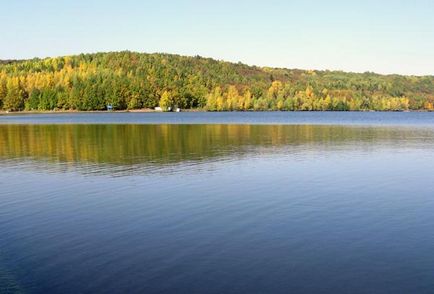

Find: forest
0;51;433;112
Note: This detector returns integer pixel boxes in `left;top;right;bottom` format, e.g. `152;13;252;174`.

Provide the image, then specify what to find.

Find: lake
1;112;434;293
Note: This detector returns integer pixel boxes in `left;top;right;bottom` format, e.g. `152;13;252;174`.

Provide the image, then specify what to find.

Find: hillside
0;51;433;111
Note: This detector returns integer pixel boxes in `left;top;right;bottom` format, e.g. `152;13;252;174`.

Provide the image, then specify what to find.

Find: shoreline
0;109;431;116
0;108;204;115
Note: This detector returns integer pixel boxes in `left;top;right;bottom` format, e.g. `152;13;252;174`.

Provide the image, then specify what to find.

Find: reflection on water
1;124;433;175
1;121;434;293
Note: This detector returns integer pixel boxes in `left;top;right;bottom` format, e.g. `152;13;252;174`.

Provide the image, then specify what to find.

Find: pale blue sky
1;0;433;75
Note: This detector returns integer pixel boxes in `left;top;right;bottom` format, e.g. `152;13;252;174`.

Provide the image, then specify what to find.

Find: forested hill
0;51;433;112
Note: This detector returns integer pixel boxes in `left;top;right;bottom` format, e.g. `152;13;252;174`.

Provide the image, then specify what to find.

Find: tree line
0;51;433;112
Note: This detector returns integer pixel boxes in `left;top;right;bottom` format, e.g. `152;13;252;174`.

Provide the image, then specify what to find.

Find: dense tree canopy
0;51;433;112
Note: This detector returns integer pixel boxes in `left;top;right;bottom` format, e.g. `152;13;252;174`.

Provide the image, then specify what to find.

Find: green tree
0;51;433;112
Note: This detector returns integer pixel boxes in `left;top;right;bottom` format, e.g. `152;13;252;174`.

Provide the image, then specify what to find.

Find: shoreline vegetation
0;109;430;116
0;51;433;113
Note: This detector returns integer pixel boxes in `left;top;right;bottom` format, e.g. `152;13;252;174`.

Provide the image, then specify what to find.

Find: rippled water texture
1;112;434;293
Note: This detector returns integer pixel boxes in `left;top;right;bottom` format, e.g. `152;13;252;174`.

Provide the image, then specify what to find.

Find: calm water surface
1;112;434;293
1;111;434;126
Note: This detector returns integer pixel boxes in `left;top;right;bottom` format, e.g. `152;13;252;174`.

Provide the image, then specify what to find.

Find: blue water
1;111;434;126
1;112;434;293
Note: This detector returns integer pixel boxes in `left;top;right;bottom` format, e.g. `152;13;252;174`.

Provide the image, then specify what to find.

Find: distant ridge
0;51;433;111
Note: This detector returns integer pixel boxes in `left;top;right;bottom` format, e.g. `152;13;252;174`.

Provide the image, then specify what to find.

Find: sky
1;0;434;75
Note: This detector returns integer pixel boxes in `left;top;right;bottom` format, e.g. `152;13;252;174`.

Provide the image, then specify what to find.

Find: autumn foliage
0;51;432;112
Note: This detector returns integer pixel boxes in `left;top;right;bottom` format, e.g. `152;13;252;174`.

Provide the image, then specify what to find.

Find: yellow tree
424;102;433;111
206;87;221;111
0;73;7;107
216;92;225;111
226;86;239;111
277;99;284;110
305;85;314;98
4;77;24;111
243;90;252;111
267;81;283;100
159;90;172;111
400;97;410;110
323;95;332;110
